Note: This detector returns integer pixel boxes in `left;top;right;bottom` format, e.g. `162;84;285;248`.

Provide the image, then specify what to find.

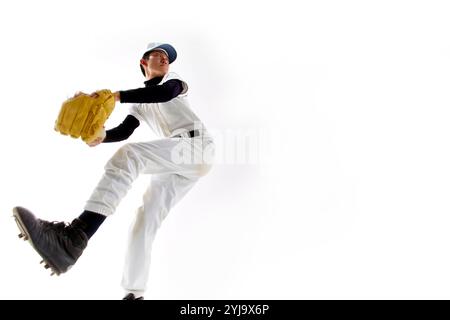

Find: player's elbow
158;87;179;102
124;128;136;139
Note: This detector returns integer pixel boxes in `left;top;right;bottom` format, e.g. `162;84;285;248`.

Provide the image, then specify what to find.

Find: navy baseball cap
143;43;177;63
140;42;177;76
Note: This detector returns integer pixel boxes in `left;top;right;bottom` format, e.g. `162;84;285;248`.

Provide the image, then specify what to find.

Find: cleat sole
12;207;62;276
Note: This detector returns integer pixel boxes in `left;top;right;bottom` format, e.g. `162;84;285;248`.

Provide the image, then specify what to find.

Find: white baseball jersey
129;72;206;138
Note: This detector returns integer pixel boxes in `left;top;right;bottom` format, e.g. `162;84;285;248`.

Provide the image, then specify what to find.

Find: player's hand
73;91;99;98
73;91;87;98
86;127;106;147
87;136;104;147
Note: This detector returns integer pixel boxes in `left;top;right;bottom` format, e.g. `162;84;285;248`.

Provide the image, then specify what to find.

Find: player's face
145;50;169;74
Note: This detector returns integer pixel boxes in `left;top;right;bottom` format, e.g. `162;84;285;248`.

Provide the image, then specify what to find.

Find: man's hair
140;51;151;76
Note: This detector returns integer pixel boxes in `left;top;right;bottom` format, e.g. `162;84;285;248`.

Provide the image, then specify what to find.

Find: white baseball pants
84;134;214;296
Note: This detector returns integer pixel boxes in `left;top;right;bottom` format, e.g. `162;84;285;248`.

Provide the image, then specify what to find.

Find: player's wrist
113;91;121;102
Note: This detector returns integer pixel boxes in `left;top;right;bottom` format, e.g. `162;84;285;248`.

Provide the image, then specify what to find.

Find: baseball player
13;42;215;300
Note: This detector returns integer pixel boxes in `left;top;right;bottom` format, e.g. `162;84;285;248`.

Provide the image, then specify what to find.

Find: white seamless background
1;0;450;299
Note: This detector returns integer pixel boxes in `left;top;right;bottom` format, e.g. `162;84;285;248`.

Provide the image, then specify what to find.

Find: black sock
77;210;106;239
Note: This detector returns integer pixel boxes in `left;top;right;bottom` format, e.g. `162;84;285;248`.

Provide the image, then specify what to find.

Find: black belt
174;130;200;138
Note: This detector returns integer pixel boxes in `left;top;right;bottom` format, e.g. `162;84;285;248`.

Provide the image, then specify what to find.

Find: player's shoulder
163;72;189;95
163;71;184;82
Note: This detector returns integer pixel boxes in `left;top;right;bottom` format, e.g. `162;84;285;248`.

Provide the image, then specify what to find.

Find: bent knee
116;143;140;158
107;143;140;168
197;163;213;177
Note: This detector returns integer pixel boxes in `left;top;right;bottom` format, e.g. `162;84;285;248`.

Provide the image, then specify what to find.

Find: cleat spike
50;272;55;276
18;234;24;238
44;264;50;269
40;260;45;264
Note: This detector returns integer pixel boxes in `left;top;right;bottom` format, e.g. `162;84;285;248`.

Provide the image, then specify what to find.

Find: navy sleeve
119;79;184;104
103;115;140;143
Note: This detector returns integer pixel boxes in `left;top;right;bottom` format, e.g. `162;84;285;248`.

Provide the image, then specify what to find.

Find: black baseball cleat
13;206;88;276
123;293;144;300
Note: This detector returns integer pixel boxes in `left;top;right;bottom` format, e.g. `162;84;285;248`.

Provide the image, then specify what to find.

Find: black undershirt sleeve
104;78;184;142
103;115;140;143
119;79;184;104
